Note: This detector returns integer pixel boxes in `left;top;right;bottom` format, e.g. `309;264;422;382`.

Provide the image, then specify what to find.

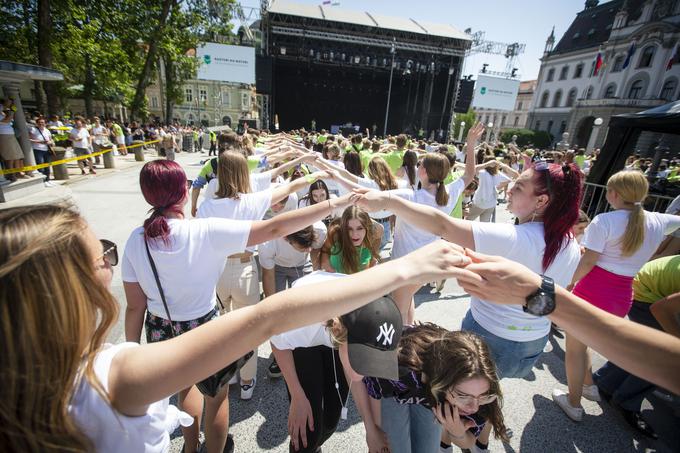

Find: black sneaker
620;409;658;439
268;359;282;378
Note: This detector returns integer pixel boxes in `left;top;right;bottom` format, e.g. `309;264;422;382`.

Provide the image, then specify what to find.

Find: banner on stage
196;43;255;84
471;75;519;111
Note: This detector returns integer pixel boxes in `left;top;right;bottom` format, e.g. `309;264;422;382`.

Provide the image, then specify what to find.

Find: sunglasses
533;160;553;197
99;239;118;266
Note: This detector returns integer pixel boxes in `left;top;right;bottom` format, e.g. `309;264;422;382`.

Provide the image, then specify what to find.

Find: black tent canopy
588;101;680;185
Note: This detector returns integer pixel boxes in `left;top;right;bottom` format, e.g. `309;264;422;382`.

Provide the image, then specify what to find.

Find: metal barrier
581;182;675;218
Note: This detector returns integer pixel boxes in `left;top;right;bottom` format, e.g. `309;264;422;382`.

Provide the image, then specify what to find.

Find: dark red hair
531;162;583;271
140;160;187;244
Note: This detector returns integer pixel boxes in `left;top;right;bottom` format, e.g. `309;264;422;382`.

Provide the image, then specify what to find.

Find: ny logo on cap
376;323;395;346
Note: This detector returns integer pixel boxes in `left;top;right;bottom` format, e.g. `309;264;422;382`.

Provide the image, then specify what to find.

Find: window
585;85;594;99
517;101;523;111
540;91;550;108
513;116;519;127
604;83;617;98
546;68;555;82
151;96;158;108
199;87;208;103
560;121;567;134
628;79;644;99
501;115;506;126
221;90;230;107
552;90;563;107
559;66;569;80
574;63;584;78
241;92;250;110
566;88;578;107
612;55;624;72
535;121;541;130
660;79;677;101
638;46;655;68
589;61;596;77
184;88;193;103
547;120;554;133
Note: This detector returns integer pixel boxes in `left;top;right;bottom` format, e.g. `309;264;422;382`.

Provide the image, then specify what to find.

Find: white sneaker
582;384;601;402
240;377;256;400
552;389;583;421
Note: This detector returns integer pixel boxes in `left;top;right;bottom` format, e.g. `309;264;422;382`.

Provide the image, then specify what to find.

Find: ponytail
620;203;645;256
434;180;449;206
143;209;171;244
139;160;187;245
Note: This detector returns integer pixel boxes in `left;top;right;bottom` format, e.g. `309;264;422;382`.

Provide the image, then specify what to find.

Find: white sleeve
471;222;518;257
121;231;141;283
446;178;465;203
387;188;416;202
495;173;512;186
660;213;680;235
258;241;276;269
206;218;252;256
581;215;608;253
312;222;328;248
357;177;379;190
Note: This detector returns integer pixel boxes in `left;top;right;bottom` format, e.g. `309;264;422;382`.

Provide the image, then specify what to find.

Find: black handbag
144;239;252;397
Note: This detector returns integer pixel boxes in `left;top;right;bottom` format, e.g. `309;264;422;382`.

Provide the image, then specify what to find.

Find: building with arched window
528;0;680;149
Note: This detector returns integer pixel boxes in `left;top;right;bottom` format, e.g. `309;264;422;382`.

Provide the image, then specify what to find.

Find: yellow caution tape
0;139;160;176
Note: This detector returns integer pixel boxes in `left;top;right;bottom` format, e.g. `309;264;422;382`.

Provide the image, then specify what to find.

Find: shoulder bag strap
144;238;176;338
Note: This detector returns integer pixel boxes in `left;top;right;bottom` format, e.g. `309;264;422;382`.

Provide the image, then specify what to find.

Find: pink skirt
573;266;633;318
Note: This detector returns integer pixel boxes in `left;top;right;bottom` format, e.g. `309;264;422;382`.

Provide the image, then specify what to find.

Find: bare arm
269;171;329;206
190;187;201;217
123;282;147;343
461;123;484;187
315;157;360;184
460;250;680;394
267;153;315;180
353;189;476;250
108;241;478;416
650;292;680;338
262;266;276;298
568;248;600;289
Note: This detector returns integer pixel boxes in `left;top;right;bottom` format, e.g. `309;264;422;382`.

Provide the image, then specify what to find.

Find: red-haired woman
122;160;351;453
354;161;584;450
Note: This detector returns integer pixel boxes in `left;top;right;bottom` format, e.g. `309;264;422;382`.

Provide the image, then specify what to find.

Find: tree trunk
34;81;46;114
83;54;95;117
129;0;176;120
37;0;59;114
164;57;175;124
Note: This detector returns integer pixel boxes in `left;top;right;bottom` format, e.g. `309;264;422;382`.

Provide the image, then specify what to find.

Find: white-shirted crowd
1;124;680;453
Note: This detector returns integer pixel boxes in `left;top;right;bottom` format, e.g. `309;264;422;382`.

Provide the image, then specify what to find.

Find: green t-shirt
633;255;680;304
329;243;372;274
574;155;586;169
364;150;404;174
317;134;328;144
111;123;123;137
443;170;465;219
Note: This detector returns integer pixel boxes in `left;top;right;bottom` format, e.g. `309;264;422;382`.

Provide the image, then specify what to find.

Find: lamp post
383;38;396;136
586;117;603;154
457;121;466;142
485;122;494;142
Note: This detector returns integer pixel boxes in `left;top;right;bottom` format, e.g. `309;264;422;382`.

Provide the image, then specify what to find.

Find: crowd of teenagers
1;123;680;453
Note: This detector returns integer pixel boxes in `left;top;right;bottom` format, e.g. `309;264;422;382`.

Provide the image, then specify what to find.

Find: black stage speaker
256;56;273;94
453;79;475;113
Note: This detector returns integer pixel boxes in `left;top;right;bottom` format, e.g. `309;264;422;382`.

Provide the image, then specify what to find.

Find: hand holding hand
457;249;542;305
399;240;481;286
350;188;388;212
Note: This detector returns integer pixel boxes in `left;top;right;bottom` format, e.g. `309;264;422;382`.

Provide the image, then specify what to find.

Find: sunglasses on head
534;160;553;197
99;239;118;266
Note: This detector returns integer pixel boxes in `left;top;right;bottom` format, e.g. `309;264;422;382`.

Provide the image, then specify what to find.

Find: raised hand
466;122;485;146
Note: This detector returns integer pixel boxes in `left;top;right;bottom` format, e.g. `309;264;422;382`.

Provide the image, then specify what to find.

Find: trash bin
52;147;69;180
102;145;116;169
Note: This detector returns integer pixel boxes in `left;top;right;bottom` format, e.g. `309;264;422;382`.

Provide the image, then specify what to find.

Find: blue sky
244;0;591;81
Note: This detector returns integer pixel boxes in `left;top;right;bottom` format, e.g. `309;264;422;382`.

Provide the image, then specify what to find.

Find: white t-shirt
29;126;52;151
69;343;193;453
91;125;107;145
470;221;581;341
121;218;251;321
582;210;680;276
667;196;680;238
203;172;272;200
69;127;90;149
0;111;14;135
389;178;466;259
356;177;409;219
264;191;299;219
472;170;511;209
259;221;327;269
269;271;345;349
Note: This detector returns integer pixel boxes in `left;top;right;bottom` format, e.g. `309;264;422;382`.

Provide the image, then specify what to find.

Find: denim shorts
461;310;547;379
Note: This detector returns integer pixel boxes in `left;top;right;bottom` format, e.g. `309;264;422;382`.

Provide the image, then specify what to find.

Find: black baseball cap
341;295;403;381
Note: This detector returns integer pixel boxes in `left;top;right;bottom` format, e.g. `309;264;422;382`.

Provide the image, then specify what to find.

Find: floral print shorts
145;307;218;344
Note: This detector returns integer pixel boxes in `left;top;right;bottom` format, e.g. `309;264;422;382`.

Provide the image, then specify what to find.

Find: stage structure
258;0;471;136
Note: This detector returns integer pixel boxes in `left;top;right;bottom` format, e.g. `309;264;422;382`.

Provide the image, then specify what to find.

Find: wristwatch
523;275;556;316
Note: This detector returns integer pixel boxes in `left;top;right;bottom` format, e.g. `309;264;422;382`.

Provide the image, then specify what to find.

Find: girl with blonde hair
555;170;680;422
0;204;477;452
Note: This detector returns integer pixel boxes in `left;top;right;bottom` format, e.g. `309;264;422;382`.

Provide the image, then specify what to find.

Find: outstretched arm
108;241;479;417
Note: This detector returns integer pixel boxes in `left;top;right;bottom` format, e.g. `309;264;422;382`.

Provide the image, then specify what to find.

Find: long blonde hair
367;156;398;191
0;205;118;451
607;170;648;256
216;151;251;199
